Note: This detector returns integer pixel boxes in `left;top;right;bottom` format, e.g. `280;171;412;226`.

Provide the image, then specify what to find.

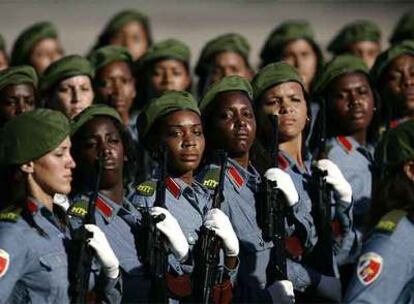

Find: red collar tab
337;136;353;153
166;177;181;199
96;197;113;218
26;199;38;214
285;235;304;257
390;120;400;129
227;166;244;189
277;154;290;171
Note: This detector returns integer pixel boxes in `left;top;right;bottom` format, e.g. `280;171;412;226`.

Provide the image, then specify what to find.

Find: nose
278;101;294;115
16;99;29;115
402;73;414;89
67;154;76;169
72;88;80;103
182;133;196;148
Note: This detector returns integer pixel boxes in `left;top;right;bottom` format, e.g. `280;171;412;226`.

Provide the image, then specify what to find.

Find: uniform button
260;241;265;247
188;236;195;244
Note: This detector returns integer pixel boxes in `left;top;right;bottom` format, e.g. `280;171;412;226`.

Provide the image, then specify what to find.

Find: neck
350;129;367;146
279;135;304;168
176;171;193;185
231;152;250;169
27;175;54;211
99;182;124;205
119;112;130;126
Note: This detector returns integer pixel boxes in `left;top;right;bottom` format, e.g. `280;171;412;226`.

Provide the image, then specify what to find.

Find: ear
403;160;414;182
20;161;35;174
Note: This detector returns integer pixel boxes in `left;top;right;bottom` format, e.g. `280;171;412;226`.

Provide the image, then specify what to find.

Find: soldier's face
0;50;8;71
259;82;308;143
328;72;375;134
29;38;63;75
95;61;136;116
109;20;149;61
348;41;381;69
160;110;205;176
150;59;191;95
208;51;252;85
30;137;76;196
0;84;36;122
208;92;256;157
381;54;414;119
74;117;125;188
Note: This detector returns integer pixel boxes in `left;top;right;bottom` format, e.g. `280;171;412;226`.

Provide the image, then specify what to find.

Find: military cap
138;90;200;138
260;20;316;64
375;120;414;170
328;20;381;54
40;55;94;93
370;40;414;85
139;39;190;68
312;55;369;96
390;11;414;45
0;65;38;92
70;104;122;135
103;10;149;40
199;75;253;112
1;109;69;165
195;33;250;76
252;62;305;101
89;45;132;71
11;21;58;66
0;33;5;51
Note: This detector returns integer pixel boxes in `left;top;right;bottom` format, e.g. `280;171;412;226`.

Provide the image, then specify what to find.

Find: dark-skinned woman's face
159;110;205;175
0;84;36;122
74;117;125;188
208;92;256;157
328;72;375;135
381;54;414;118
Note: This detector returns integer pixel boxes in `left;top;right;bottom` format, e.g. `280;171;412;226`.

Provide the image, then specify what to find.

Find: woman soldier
0;33;9;71
0;109;121;303
195;33;253;98
11;21;63;75
136;39;192;108
327;20;382;69
251;63;357;300
89;45;138;143
68;104;151;302
311;55;380;237
130;91;239;302
370;40;414;126
344;120;414;303
260;20;324;93
0;66;38;127
91;9;153;61
41;55;94;120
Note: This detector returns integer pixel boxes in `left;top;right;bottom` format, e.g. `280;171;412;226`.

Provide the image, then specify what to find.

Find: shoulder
326;137;352;156
197;166;221;191
67;196;89;219
373;210;411;236
135;180;157;197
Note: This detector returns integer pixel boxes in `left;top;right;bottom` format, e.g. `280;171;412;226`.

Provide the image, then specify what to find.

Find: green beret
11;21;58;66
70;104;122;135
370;40;414;85
390;11;414;45
328;20;381;54
199;75;253;112
252;62;305;101
375;120;414;170
138;90;200;138
0;65;38;92
89;45;132;71
260;20;316;64
139;39;190;68
1;109;69;165
312;55;369;96
40;55;94;93
195;33;250;76
0;33;5;51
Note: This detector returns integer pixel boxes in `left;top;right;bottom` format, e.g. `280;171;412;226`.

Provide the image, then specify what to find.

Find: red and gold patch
357;252;383;286
0;249;10;278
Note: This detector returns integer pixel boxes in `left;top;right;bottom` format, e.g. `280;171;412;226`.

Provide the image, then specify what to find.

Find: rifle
306;98;336;277
70;153;104;303
261;114;288;284
141;145;169;303
193;150;228;304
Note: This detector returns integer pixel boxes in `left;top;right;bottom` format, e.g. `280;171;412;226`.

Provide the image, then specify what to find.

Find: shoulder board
337;136;353;153
136;180;157;196
0;207;21;222
375;209;407;234
200;167;221;190
67;200;88;218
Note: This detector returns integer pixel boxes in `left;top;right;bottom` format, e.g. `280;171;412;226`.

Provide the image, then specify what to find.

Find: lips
179;153;199;162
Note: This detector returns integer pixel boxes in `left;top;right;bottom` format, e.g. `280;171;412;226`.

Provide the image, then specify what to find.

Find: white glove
84;224;120;279
267;280;295;304
265;168;299;207
203;208;239;257
316;159;352;203
150;207;189;262
53;193;70;211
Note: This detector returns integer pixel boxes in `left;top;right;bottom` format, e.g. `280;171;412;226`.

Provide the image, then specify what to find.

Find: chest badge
0;249;10;278
357;252;383;286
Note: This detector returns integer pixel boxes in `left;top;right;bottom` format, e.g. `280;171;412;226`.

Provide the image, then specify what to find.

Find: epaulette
337;136;353;153
375;209;407;234
0;206;21;222
136;180;157;197
67;199;88;219
200;167;221;190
